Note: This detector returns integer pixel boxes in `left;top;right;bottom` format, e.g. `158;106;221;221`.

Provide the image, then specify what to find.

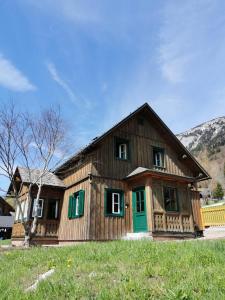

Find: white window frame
32;199;44;218
75;194;79;216
112;193;120;214
154;150;164;167
119;143;127;160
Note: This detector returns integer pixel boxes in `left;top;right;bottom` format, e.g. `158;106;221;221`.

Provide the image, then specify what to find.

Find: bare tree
0;103;25;234
0;102;68;247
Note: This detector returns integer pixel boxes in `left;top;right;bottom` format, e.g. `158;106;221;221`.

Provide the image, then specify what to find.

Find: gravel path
201;226;225;240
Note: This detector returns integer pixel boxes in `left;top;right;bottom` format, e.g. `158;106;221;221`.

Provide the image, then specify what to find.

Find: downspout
87;173;93;241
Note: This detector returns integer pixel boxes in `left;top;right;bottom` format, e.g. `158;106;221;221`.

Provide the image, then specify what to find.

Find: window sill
115;157;129;162
105;214;124;217
153;165;166;170
69;215;83;219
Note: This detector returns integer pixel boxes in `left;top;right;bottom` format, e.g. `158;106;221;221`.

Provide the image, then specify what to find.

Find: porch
12;220;59;238
125;168;198;238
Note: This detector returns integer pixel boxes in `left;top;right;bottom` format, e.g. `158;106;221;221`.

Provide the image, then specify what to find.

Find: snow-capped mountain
177;116;225;189
177;116;225;153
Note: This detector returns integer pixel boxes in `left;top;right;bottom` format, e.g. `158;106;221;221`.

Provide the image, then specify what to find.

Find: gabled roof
55;102;210;181
16;167;65;188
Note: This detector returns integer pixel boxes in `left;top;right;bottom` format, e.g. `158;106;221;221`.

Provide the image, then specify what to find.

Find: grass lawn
0;239;11;246
1;240;225;299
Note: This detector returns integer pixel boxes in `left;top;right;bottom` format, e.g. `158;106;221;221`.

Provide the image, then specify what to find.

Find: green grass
0;239;11;246
1;240;225;299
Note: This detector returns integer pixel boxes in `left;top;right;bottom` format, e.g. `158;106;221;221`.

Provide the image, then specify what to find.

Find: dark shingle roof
18;167;65;188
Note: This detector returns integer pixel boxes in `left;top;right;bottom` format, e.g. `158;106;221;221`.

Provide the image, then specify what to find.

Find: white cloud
46;62;77;103
0;53;36;92
46;61;93;109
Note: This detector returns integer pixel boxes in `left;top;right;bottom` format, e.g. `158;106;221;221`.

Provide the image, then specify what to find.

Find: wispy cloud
46;62;77;103
46;61;93;109
158;1;214;84
0;53;36;92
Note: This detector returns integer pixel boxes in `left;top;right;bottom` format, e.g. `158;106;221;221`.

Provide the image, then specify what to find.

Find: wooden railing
153;212;193;233
201;205;225;227
12;220;59;238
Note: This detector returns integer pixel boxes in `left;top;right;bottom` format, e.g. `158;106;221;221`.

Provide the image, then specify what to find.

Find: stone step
122;232;153;240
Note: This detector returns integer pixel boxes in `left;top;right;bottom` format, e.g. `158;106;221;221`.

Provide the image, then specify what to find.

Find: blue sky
0;0;225;153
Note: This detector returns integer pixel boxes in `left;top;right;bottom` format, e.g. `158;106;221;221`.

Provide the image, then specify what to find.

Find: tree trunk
24;225;31;248
23;184;33;247
30;184;42;237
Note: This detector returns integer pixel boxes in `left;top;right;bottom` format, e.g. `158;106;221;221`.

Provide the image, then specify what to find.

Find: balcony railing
153;212;193;233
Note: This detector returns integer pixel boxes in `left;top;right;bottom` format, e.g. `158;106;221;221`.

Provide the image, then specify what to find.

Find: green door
132;187;148;232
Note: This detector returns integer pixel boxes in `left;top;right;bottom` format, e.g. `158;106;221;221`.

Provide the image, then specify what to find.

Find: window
32;199;44;218
112;193;120;214
68;190;85;219
164;187;179;212
119;144;127;160
75;194;79;216
115;137;129;160
47;199;59;219
136;190;145;213
153;147;165;168
105;189;124;217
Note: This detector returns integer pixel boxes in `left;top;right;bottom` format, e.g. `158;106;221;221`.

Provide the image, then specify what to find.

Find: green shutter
68;195;73;219
120;191;125;217
78;190;85;216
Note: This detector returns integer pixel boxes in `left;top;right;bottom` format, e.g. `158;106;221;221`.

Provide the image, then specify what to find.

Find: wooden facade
12;185;64;245
12;103;209;244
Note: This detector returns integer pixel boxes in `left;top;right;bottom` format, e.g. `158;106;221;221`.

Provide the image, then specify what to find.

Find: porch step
122;232;153;241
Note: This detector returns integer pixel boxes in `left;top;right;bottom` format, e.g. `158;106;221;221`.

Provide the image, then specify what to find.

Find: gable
55;103;210;181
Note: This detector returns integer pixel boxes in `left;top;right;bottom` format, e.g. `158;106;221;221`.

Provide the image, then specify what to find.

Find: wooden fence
201;205;225;227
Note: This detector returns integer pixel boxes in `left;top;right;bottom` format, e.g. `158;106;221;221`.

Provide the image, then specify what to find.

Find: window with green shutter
104;188;125;217
68;190;85;219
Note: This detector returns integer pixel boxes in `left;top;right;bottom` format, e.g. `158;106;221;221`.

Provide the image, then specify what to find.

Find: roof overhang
125;167;200;183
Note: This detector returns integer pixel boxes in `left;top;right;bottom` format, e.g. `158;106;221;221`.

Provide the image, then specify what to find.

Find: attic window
115;137;130;160
153;147;165;168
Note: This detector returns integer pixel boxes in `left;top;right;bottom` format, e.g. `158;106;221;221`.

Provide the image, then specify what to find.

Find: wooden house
11;103;210;245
